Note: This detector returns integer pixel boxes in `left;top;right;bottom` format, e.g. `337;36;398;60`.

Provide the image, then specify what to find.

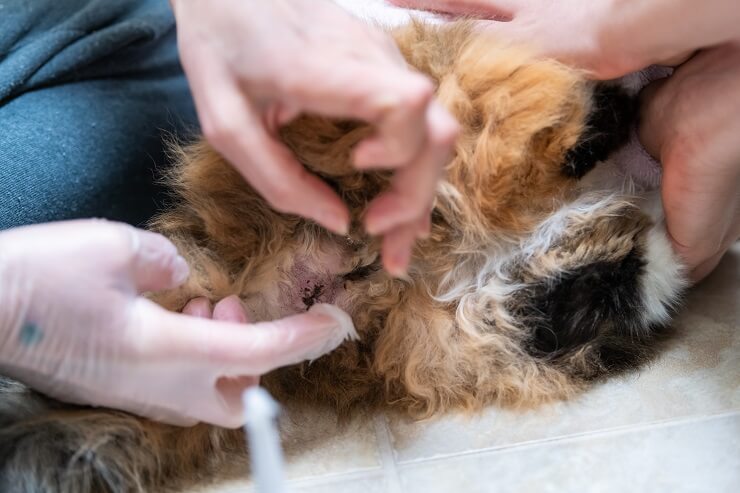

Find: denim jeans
0;0;199;229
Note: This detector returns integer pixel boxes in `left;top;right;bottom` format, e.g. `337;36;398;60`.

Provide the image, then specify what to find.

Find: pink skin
283;260;345;313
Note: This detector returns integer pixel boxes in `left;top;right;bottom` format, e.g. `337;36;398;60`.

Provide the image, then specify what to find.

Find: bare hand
391;0;738;79
171;0;458;275
639;43;740;282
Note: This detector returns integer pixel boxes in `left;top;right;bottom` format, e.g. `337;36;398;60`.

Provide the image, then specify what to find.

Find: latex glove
639;43;740;283
390;0;738;79
170;0;458;276
0;220;355;428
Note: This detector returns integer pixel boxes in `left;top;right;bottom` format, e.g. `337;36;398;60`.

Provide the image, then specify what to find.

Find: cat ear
562;83;638;179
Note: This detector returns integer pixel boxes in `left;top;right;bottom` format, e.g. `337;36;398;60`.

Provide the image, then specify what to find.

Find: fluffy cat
0;22;685;493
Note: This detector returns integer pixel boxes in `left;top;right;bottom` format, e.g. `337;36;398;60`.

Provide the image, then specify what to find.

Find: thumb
127;227;190;293
135;300;358;375
131;301;357;428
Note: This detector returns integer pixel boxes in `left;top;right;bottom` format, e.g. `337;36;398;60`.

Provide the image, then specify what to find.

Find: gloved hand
170;0;459;276
0;220;355;428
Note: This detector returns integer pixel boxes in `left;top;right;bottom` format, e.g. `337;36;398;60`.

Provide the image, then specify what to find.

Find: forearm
601;0;740;71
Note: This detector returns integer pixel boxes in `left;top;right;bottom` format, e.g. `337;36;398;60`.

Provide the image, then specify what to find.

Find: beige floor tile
291;474;392;493
278;405;382;479
193;406;382;493
388;247;740;462
196;473;391;493
398;413;740;493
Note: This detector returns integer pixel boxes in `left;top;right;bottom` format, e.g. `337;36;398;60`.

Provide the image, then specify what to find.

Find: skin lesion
301;282;325;309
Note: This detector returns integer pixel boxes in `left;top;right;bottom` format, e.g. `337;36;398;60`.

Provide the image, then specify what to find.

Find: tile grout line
373;413;404;493
232;409;740;490
396;408;740;467
286;469;385;490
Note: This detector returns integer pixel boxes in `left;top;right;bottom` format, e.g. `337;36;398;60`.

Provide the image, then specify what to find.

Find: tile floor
198;244;739;493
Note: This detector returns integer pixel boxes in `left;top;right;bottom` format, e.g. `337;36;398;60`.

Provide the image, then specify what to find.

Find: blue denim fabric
0;0;199;229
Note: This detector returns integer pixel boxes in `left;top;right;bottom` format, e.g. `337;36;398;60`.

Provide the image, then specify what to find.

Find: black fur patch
522;247;648;360
562;84;637;179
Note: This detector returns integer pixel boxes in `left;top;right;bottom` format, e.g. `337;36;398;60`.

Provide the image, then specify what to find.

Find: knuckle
276;72;309;101
432;115;460;147
402;74;434;108
400;78;434;112
201;115;239;147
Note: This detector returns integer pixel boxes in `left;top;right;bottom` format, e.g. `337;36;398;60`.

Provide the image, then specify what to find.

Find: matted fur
0;22;685;492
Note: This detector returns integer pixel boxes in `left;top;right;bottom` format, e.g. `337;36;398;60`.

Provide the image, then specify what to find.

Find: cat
0;22;685;493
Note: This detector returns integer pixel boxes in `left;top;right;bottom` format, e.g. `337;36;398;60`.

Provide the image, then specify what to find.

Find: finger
690;249;727;285
127;228;190;293
183;48;350;234
211;295;259;420
637;78;670;159
134;300;357;375
352;72;433;169
281;58;435;169
213;375;260;425
365;101;458;235
664;186;740;282
381;223;420;277
182;297;213;318
389;0;517;19
657;50;696;68
213;295;251;324
417;212;432;240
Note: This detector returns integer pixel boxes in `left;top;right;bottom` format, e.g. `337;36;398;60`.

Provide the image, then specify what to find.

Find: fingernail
385;248;410;278
172;255;190;285
366;215;397;236
301;304;358;362
318;210;349;235
372;93;401;112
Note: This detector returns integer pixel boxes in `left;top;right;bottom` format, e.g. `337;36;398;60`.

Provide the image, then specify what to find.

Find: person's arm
392;0;740;78
0;220;354;427
169;0;458;276
603;0;740;75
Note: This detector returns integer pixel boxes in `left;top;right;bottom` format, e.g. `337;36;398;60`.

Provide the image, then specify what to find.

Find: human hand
171;0;458;276
391;0;627;77
390;0;739;79
0;220;355;427
639;43;740;282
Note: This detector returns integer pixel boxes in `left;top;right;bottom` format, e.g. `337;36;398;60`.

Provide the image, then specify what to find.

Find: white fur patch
302;303;359;362
639;224;688;326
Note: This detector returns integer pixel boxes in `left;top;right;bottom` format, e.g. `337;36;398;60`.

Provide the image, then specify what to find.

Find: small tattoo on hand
19;323;44;347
